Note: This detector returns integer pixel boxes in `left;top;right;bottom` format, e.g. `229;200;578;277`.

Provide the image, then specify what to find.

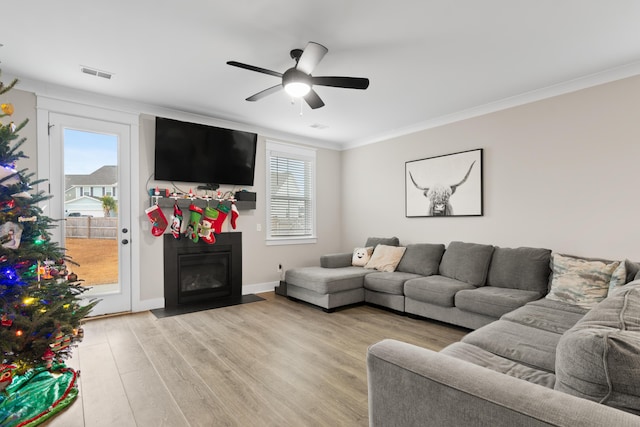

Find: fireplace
163;232;242;310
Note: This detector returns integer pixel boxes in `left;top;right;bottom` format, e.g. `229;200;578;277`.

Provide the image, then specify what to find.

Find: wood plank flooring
45;292;468;427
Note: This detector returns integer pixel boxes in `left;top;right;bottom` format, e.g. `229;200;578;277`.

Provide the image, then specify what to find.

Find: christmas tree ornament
1;314;13;327
11;191;31;198
0;222;22;249
17;215;37;223
230;202;239;229
199;206;218;244
144;204;168;237
212;202;230;234
185;204;203;242
0;198;15;211
1;103;14;115
170;203;182;239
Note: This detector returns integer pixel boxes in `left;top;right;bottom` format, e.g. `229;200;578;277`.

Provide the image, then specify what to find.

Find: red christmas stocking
185;204;203;242
145;205;168;237
212;203;230;234
199;206;218;244
230;202;239;230
170;203;183;239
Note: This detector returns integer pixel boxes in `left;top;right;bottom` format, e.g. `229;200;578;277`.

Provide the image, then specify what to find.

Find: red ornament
1;315;12;327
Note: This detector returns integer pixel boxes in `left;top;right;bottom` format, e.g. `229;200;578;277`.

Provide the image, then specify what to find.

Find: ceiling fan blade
312;76;370;90
246;84;283;102
296;42;328;74
227;61;282;78
303;89;325;109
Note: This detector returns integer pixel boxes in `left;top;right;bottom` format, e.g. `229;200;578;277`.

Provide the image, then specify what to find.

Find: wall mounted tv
154;116;258;187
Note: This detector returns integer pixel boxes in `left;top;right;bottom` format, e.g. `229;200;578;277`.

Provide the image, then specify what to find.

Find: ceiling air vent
80;66;113;80
310;123;329;130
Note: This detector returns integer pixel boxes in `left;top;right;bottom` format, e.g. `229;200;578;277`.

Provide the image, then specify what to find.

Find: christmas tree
0;73;97;426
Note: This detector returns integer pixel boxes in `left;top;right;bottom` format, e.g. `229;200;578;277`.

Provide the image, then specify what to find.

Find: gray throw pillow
626;259;640;283
486;246;551;293
365;236;399;248
438;241;494;287
396;243;445;276
554;283;640;415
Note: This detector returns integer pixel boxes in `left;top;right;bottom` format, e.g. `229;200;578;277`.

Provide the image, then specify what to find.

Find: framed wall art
405;148;483;217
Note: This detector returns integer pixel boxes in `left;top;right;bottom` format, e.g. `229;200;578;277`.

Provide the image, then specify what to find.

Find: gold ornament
1;103;14;115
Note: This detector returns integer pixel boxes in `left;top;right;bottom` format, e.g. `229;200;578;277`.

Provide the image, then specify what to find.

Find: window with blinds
266;141;316;245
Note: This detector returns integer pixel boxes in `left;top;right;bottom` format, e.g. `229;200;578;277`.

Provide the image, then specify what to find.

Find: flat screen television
154;117;257;186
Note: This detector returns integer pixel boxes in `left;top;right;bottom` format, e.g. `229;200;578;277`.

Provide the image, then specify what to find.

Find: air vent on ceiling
310;123;329;130
80;66;113;80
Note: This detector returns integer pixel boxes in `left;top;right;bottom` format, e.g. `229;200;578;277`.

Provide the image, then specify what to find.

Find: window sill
266;237;317;246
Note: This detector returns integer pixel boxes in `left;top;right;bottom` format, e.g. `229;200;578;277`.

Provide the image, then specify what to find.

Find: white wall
340;75;640;261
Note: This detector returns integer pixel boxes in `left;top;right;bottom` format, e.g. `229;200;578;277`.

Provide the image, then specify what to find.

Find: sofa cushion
404;275;475;307
627;260;640;283
554;283;640;415
455;286;542;319
365;245;406;272
546;253;620;309
502;299;588;335
365;236;399;248
438;241;494;287
284;266;371;294
441;341;556;388
352;247;373;267
396;243;445;276
486;246;551;293
461;320;562;372
364;272;422;295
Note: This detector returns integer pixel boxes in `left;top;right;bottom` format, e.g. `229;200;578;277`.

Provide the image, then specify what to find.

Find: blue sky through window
64;129;118;175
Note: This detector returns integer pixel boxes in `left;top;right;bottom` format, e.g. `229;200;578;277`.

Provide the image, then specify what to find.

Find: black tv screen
154;117;257;186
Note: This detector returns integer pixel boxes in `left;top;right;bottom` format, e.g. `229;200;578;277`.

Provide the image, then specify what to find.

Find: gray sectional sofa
284;237;640;425
367;282;640;426
285;238;552;330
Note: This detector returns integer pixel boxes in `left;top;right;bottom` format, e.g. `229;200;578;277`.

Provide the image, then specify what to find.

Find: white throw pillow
364;245;407;272
352;247;373;267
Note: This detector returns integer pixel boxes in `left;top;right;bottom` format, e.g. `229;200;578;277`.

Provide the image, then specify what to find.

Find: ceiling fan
227;41;369;109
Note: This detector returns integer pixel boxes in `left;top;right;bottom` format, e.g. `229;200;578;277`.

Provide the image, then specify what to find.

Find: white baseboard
243;281;278;295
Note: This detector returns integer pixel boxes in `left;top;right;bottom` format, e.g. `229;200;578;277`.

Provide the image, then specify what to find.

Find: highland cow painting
405;149;483;217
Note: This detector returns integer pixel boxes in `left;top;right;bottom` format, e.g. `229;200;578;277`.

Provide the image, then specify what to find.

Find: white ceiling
3;1;640;149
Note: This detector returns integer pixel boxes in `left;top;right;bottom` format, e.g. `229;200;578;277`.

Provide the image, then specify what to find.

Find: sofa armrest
320;252;353;268
367;339;640;427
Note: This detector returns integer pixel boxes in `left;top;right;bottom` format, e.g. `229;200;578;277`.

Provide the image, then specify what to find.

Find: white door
48;113;132;316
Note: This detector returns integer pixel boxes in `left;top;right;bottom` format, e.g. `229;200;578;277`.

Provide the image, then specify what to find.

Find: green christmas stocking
185;204;203;242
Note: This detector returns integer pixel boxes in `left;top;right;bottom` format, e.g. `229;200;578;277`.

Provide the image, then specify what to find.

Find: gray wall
340;75;640;261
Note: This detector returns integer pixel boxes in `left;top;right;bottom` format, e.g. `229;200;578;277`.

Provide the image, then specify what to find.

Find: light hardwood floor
45;292;468;427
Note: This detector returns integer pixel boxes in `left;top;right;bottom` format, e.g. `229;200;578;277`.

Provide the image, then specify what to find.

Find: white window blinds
266;141;316;243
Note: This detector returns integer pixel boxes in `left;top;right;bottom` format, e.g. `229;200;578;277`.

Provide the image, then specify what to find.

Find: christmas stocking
212;203;230;234
170;203;183;239
185;204;203;242
199;206;218;244
145;205;168;237
230;202;239;230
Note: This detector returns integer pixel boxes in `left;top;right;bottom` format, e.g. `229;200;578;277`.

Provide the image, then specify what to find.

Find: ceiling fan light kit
227;41;369;109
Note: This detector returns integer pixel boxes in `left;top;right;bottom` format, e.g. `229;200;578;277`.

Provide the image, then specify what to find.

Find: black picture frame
405;148;483;217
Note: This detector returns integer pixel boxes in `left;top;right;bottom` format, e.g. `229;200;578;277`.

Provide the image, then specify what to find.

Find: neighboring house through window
266;140;316;245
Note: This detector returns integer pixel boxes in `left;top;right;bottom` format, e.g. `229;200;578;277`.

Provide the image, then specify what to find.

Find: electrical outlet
277;264;282;272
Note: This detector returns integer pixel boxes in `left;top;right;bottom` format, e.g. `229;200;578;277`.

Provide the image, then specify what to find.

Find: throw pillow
609;262;628;293
625;259;640;283
364;245;406;272
546;253;620;309
352;247;373;267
